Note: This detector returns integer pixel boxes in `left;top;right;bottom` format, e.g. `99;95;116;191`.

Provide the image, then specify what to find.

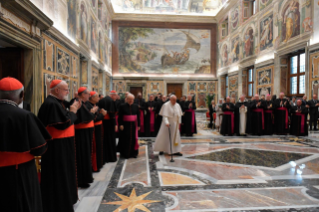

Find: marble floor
76;113;319;212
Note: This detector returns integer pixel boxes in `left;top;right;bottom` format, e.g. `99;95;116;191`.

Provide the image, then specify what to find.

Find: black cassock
274;98;290;134
118;103;140;159
249;100;266;135
179;100;187;134
0;101;49;212
98;96;117;163
290;105;308;136
234;101;249;135
144;100;157;137
264;100;274;135
38;95;78;212
115;99;122;138
155;100;164;136
134;98;145;137
73;101;94;186
208;103;216;129
220;103;235;135
86;102;104;172
184;101;197;136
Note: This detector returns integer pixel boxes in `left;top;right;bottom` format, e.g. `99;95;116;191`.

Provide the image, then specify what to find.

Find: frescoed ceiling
109;0;227;16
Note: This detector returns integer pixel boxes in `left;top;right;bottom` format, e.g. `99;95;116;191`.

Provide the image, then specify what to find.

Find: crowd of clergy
208;92;315;136
0;77;197;212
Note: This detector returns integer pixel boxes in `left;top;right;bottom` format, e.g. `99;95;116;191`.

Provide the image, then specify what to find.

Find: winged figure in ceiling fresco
161;31;201;67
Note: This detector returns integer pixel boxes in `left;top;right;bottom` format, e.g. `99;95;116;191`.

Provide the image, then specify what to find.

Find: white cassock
215;104;223;128
153;101;183;154
239;103;247;135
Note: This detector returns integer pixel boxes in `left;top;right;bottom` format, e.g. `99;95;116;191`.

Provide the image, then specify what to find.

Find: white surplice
215;104;223;127
153;101;183;154
239;103;247;135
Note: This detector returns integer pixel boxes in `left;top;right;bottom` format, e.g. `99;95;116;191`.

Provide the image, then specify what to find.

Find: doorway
0;47;24;83
167;83;183;99
130;86;143;98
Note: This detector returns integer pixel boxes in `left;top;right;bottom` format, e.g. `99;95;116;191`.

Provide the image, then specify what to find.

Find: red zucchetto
78;87;87;94
110;90;117;94
50;79;62;89
0;77;23;91
90;91;97;97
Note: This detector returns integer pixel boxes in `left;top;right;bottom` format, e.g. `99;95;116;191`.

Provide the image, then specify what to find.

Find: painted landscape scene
118;27;211;74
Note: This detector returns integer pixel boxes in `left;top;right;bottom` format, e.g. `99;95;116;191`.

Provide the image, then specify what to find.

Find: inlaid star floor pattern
104;188;160;212
95;113;319;212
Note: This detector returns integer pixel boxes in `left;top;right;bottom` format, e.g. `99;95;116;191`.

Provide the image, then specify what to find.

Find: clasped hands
70;100;81;113
90;106;99;114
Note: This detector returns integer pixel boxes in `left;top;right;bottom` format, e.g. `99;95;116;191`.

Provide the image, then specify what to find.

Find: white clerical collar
19;102;23;109
0;99;18;107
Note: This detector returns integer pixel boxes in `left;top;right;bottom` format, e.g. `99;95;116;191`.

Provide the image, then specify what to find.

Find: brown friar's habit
0;100;50;212
85;101;104;171
38;95;78;212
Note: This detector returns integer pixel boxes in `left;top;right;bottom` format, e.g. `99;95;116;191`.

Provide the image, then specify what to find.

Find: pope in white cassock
153;95;183;156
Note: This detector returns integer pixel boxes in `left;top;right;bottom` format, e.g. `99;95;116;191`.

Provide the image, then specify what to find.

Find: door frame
166;83;185;99
127;82;147;99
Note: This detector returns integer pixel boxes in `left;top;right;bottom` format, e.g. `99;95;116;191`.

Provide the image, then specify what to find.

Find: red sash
46;125;75;139
224;111;234;134
253;108;264;129
75;121;94;129
295;112;305;133
186;109;196;133
265;110;274;124
277;107;288;129
139;109;144;133
123;115;139;150
94;120;103;126
0;151;34;168
150;110;155;132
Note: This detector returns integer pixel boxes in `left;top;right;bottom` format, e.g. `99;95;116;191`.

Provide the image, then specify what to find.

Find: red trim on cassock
0;151;34;168
75;121;94;129
46;125;75;139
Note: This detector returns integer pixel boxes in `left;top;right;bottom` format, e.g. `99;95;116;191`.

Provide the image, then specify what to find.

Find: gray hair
127;93;135;99
50;80;67;91
0;87;24;100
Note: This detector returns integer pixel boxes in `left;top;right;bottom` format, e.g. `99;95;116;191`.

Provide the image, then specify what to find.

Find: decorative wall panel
256;65;274;96
229;75;238;100
41;34;79;102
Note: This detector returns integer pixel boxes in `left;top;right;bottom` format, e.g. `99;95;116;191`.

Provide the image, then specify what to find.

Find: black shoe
159;151;164;155
173;152;183;156
78;183;90;188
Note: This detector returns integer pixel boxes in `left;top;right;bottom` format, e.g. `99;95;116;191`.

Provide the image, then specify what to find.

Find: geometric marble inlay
159;172;204;186
188;148;311;168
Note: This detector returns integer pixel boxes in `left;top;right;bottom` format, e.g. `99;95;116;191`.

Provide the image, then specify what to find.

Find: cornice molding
255;59;274;68
112;13;217;23
0;0;53;30
215;0;237;21
309;43;319;52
